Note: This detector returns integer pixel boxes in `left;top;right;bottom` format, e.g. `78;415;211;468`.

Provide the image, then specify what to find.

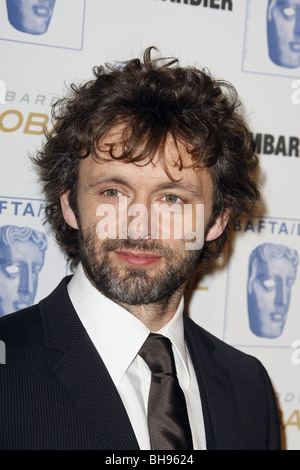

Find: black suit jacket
0;277;281;450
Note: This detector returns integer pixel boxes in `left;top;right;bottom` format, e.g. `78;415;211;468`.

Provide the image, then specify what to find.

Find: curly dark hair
32;47;259;270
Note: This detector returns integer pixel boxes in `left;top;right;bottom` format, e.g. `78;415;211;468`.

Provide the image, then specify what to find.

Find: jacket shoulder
0;304;55;376
185;314;257;365
184;315;281;450
0;304;42;342
184;314;274;389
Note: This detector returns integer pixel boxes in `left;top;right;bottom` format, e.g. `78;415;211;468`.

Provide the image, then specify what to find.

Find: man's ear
205;208;230;242
60;190;78;230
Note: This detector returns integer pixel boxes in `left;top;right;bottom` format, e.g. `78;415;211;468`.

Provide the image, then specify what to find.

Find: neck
117;286;185;331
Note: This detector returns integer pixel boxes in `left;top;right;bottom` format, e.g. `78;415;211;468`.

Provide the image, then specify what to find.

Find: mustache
78;223;175;258
100;237;172;256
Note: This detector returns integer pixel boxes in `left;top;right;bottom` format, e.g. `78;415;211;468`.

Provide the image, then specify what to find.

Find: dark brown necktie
139;333;193;450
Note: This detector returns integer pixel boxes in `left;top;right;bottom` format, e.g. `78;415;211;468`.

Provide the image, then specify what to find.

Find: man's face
61;131;226;307
267;0;300;68
6;0;56;35
248;255;297;338
0;240;45;316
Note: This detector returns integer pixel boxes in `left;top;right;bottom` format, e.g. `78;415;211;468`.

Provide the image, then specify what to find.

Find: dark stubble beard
78;222;203;306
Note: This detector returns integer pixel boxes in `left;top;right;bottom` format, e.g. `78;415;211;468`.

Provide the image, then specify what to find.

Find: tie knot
139;333;176;375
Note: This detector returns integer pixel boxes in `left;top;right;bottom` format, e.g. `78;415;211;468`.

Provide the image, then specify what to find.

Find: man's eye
163;194;181;204
104;189;122;198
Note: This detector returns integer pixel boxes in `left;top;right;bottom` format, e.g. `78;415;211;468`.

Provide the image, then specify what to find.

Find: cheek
77;193;102;226
95;206;120;240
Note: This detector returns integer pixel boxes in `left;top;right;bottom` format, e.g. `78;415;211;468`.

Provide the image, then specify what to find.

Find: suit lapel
52;331;139;450
184;316;245;450
40;277;139;450
41;278;245;450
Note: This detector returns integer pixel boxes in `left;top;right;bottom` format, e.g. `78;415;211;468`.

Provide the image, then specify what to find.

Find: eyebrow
85;176;203;198
154;180;202;197
86;176;130;190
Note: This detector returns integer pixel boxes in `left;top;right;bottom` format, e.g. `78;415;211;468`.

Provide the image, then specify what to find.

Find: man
267;0;300;68
247;243;298;338
0;225;47;317
0;48;281;450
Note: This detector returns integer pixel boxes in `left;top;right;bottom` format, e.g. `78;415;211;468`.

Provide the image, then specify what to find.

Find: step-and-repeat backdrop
0;0;299;449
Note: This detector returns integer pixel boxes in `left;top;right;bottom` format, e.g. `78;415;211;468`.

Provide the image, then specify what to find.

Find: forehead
78;153;213;199
96;124;196;163
79;126;211;187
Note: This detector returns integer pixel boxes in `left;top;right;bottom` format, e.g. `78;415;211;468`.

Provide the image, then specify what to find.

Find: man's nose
127;195;153;241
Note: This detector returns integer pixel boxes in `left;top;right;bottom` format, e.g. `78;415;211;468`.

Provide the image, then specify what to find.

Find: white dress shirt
67;263;206;450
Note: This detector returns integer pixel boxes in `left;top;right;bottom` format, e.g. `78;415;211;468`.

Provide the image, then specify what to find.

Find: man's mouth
114;250;162;266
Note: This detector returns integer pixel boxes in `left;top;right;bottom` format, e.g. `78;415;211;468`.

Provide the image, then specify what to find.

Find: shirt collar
67;263;190;387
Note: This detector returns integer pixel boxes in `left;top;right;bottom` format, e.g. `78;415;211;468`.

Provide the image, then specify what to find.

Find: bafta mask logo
267;0;300;68
247;243;298;338
0;225;47;317
6;0;56;35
